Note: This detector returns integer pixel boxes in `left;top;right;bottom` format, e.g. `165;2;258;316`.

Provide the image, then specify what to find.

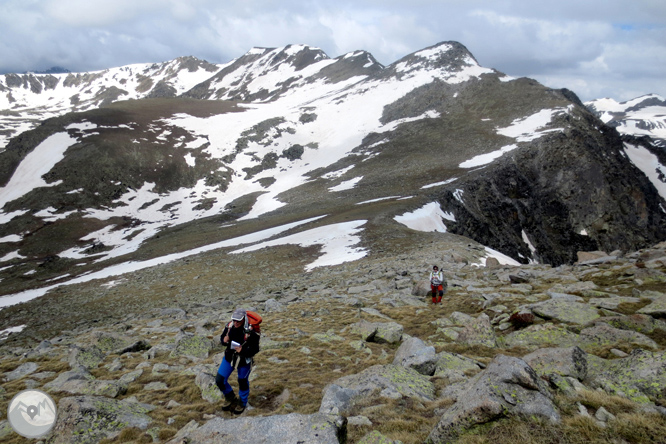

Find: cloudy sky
1;0;664;102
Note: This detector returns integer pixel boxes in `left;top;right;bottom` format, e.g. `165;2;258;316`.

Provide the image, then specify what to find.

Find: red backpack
245;311;262;335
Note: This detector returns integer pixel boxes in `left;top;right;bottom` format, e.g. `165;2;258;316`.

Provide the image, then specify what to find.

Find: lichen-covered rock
169;333;213;360
578;323;658;351
165;413;346;444
585;349;666;403
588;296;642;310
392;336;437;375
528;299;600;325
46;395;155;444
456;313;497;347
312;329;345;343
194;370;223;403
69;345;105;370
597;314;666;335
522;346;587;380
53;378;127;398
4;361;39;381
321;364;435;416
637;292;666;317
264;298;285;313
434;351;482;382
374;322;403;344
357;430;404;444
319;384;360;415
427;355;559;444
500;324;580;350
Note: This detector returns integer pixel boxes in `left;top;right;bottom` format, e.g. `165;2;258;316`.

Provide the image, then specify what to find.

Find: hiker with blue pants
216;308;260;414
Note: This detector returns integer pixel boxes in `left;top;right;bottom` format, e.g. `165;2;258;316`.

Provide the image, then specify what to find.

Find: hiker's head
433;266;439;271
231;308;246;325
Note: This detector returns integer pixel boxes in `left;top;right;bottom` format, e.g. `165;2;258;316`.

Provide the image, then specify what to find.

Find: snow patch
459;144;518;168
394;202;452;233
624;143;666;200
329;176;363;192
231;220;367;271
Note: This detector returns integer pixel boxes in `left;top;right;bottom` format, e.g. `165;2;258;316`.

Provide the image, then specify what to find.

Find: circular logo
7;389;57;439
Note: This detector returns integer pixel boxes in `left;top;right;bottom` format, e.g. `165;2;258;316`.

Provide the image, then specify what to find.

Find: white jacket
430;270;444;285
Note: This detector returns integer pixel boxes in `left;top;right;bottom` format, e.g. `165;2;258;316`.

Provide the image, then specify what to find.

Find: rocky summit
0;40;665;443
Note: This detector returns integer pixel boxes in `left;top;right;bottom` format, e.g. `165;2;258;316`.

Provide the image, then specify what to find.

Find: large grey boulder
522;346;587;381
500;324;580;350
456;313;497;347
320;364;435;415
165;413;346;444
194;370;223;403
169;333;213;360
392;336;437;375
637;292;666;317
578;323;658;351
4;362;39;381
427;355;560;444
46;396;154;444
68;345;105;369
585;349;666;403
351;321;403;344
596;314;666;335
528;299;600;325
434;351;482;383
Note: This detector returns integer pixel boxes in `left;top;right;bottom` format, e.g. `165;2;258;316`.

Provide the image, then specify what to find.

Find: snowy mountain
586;94;666;148
1;42;665;303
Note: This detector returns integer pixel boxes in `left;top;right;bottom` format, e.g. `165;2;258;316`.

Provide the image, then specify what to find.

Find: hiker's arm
239;333;259;357
220;326;230;345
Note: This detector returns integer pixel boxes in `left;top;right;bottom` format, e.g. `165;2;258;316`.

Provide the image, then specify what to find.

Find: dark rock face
434;109;666;265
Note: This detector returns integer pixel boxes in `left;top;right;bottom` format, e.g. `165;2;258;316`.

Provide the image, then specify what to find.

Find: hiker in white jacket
429;265;446;304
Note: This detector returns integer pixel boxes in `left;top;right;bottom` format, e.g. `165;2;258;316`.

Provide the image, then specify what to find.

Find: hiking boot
232;403;246;415
221;392;237;411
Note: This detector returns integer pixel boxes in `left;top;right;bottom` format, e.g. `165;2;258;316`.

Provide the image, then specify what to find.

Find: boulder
166;413;346;444
47;395;154;444
456;313;497;347
53;378;127;398
427;355;560;444
169;333;213;360
637;292;666;317
577;251;608;263
412;280;431;297
194;370;223;403
4;362;39;381
585;349;666;403
528;299;600;325
392;337;437;376
500;324;579;351
434;351;482;382
68;345;105;370
320;364;435;415
522;346;587;381
598;314;666;335
578;323;658;351
373;322;404;344
588;296;641;310
357;430;403;444
264;298;285;313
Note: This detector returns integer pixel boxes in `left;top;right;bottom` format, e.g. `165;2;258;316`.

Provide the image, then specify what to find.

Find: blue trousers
216;357;252;406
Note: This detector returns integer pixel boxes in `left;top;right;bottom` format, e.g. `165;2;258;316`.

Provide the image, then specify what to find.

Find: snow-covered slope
0;56;222;149
1;41;665;303
586;94;666;147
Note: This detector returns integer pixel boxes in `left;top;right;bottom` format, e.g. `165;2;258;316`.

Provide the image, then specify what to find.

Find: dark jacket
220;323;260;367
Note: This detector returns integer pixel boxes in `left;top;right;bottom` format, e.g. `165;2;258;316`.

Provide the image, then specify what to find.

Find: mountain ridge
0;41;665;304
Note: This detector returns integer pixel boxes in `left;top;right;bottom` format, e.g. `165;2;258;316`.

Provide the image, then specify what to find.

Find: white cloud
0;0;664;101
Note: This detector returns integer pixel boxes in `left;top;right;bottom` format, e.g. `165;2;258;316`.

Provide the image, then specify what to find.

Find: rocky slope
0;240;665;443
